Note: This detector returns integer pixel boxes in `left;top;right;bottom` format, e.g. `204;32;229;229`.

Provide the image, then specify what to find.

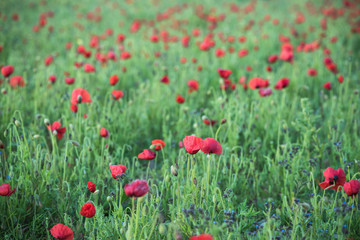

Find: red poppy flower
87;181;96;193
84;63;95;73
187;80;199;93
117;34;125;43
203;119;217;126
1;65;14;77
215;48;226;58
49;75;56;84
124;179;149;198
121;51;131;60
217;69;232;79
150;35;159;42
110;164;127;179
152;139;165;151
161;75;170;84
138;149;156;160
65;78;75;85
71;88;92;105
319;167;346;191
50;224;74;240
259;88;273;97
323;82;331;90
268;55;278;63
183;136;203;154
100;128;109;138
189;234;213;240
176;95;185;104
307;68;317;76
274;78;290;90
238;49;249;57
109;75;119;85
338;75;344;83
248;77;267;89
200;138;222;155
70;104;78;113
80;202;96;218
45;56;54;66
9;76;25;88
47;121;66;140
112;90;124;100
343;180;360;197
0;184;16;197
266;66;272;72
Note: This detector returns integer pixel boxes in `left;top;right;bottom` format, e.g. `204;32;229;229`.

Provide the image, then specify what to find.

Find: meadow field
1;0;360;239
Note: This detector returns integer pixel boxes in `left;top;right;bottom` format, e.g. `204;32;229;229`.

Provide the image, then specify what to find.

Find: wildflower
0;184;16;197
71;88;92;105
110;164;127;179
1;65;14;77
200;138;222;155
9;76;25;88
84;63;95;72
274;78;290;90
183;136;203;154
87;181;96;193
80;202;96;218
323;82;332;90
65;78;75;85
161;75;170;84
49;75;56;84
217;69;232;79
259;88;273;97
124;180;149;198
50;224;74;240
187;80;199;93
138;149;156;160
109;75;119;85
319;167;346;191
100;128;109;138
152;139;165;151
343;180;360;197
189;234;213;240
112;90;124;100
47;121;66;140
176;95;185;104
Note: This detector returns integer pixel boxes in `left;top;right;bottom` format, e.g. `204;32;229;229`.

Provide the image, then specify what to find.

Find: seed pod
171;165;178;177
159;223;167;235
44;118;50;126
15;120;21;127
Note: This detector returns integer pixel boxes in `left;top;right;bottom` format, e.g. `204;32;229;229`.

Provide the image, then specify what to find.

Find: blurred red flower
50;223;74;240
124;179;149;198
110;165;127;179
138;149;156;160
0;184;16;197
80;202;96;218
200;138;222;155
71;88;92;105
47;121;66;140
87;181;96;193
319;167;346;191
343;180;360;197
183;136;203;154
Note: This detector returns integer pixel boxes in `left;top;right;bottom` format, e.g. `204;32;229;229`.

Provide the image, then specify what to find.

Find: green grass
0;0;360;239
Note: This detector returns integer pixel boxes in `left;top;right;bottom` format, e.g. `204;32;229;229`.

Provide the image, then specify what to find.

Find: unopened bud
4;129;8;138
171;164;178;177
149;144;156;150
165;175;171;182
15;120;21;127
193;177;197;186
159;223;167;235
44;118;50;126
221;118;227;124
1;88;7;94
201;115;208;121
71;140;80;147
52;130;58;136
93;190;99;195
107;196;112;202
33;134;40;139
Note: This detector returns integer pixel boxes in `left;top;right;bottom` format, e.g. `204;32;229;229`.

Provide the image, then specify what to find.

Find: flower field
1;0;360;239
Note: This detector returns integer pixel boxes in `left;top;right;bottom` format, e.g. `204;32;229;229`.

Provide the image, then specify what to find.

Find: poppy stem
205;154;211;202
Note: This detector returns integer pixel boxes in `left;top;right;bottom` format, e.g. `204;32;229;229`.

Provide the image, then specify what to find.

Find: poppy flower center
77;95;82;103
329;175;338;184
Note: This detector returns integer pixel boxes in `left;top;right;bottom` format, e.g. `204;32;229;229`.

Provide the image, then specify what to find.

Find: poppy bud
149;144;156;150
33;134;40;139
1;88;6;94
107;196;112;202
71;140;80;147
201;115;208;121
165;175;170;182
221;118;227;124
4;129;8;138
93;190;99;195
52;130;58;136
44;118;50;126
193;177;197;185
15;120;21;127
171;165;178;176
159;223;167;235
